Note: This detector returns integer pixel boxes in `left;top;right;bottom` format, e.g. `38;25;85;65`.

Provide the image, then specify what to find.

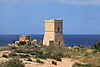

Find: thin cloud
0;0;17;2
0;0;100;6
66;0;100;5
56;0;100;5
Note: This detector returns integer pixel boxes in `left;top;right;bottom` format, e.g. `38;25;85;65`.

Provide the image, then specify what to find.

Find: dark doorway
59;41;60;45
58;27;60;32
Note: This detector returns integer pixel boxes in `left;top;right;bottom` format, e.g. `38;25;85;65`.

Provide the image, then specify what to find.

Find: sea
0;34;100;46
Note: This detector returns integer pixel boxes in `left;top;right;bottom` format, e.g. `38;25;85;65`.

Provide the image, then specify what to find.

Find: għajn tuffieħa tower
43;19;65;46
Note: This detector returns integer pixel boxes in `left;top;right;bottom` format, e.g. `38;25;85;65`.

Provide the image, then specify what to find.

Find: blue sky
0;0;100;34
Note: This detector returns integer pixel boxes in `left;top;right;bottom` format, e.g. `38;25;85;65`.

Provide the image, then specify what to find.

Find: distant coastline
0;34;100;46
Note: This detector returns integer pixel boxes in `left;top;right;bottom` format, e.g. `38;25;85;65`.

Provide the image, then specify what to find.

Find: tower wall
20;35;32;41
43;19;65;46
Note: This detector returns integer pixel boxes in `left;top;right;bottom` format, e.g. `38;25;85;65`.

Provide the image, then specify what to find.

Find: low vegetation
36;59;44;64
52;61;57;65
52;56;62;61
2;54;8;58
72;63;92;67
0;41;100;67
27;57;32;61
93;41;100;52
19;41;26;45
0;58;24;67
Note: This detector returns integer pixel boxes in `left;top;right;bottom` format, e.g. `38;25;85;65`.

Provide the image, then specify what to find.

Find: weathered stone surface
43;19;65;46
20;35;32;41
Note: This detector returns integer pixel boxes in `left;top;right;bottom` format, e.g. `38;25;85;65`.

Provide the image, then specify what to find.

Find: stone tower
43;19;65;46
20;35;32;41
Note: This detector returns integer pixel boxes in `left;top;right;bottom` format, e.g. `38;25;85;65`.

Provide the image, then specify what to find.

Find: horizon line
0;34;100;35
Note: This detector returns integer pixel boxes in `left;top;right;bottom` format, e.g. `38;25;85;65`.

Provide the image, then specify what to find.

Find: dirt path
25;58;78;67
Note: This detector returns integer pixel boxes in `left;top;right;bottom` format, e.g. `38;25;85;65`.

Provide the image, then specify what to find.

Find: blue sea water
0;34;100;46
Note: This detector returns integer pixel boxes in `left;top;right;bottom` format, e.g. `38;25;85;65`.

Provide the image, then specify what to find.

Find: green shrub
36;59;44;64
37;54;47;59
23;50;33;54
57;53;64;57
45;53;53;58
27;58;32;61
52;56;62;61
0;58;24;67
15;49;33;54
65;54;71;58
19;41;26;45
30;52;39;55
93;41;100;52
11;46;17;49
2;54;8;58
52;61;57;65
9;52;17;57
14;50;23;53
72;63;92;67
18;54;29;58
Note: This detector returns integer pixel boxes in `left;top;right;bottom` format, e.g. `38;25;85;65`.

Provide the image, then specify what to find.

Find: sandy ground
25;58;79;67
0;51;79;67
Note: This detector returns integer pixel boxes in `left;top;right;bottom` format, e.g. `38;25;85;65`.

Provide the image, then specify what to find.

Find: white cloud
66;0;100;5
0;0;100;6
55;0;100;5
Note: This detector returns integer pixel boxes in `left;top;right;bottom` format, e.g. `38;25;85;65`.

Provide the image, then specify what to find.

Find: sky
0;0;100;34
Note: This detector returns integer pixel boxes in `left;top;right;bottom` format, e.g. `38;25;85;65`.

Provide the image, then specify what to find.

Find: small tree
19;41;26;46
93;41;100;51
